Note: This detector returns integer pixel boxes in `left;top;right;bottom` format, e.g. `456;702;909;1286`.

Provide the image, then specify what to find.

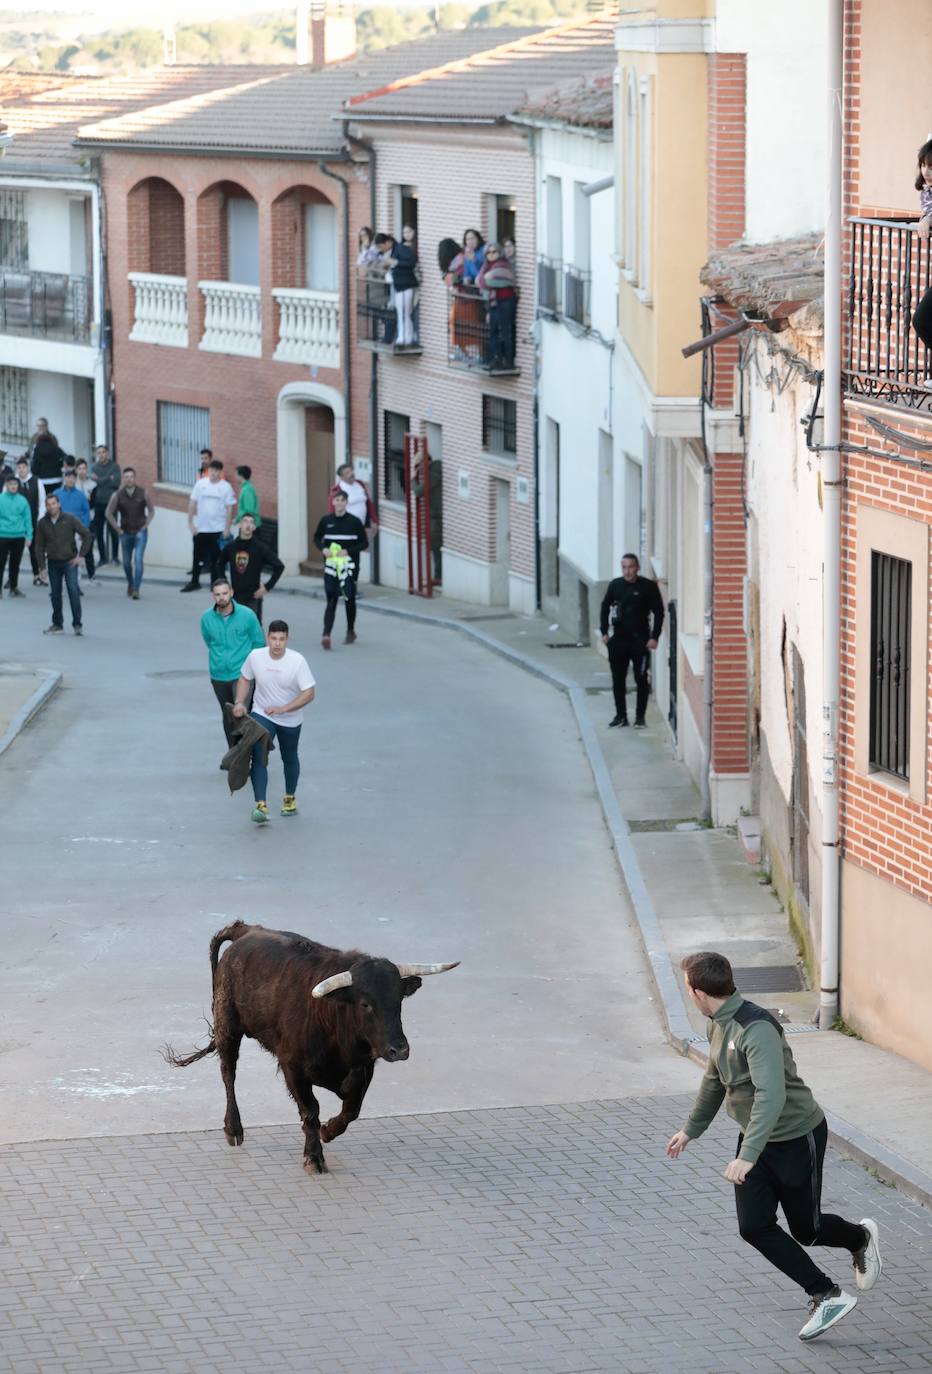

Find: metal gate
157;401;210;487
667;599;678;738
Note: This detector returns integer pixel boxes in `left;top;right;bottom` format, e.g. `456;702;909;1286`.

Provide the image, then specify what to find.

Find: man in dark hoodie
600;552;664;729
217;513;283;624
28;418;65;498
313;487;367;649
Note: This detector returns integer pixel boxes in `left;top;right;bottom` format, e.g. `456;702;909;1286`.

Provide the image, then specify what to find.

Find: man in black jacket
313;488;368;649
13;457;41;584
600;553;664;729
35;491;92;636
217;513;284;625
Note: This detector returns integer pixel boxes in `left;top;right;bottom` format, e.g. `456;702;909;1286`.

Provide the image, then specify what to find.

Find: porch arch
276;379;346;571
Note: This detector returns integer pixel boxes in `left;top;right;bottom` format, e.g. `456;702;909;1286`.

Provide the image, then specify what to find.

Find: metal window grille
0;270;89;342
157;401;210;487
383;409;409;502
563;265;591;327
482;395;516;455
869;551;911;780
0;190;28;271
537;257;561;316
0;366;28;447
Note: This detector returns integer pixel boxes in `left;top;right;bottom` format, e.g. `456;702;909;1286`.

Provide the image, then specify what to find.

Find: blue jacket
56;485;91;526
0;490;32;540
200;601;265;681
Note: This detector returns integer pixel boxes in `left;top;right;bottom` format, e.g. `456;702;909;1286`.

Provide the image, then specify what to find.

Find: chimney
310;1;357;68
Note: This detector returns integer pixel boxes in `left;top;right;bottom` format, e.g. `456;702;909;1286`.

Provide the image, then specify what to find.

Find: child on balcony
911;138;932;387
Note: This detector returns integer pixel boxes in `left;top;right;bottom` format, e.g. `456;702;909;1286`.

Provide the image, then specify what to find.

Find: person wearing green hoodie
666;951;882;1343
0;472;33;597
200;576;265;747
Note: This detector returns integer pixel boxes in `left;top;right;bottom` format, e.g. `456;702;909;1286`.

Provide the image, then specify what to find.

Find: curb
0;669;62;761
110;569;932;1206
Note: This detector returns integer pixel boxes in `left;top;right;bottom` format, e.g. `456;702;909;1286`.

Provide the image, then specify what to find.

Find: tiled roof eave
509;111;611;137
71;136;347;158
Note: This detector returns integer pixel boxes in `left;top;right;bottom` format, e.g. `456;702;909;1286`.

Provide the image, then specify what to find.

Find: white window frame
636;75;653;305
623;69;638;283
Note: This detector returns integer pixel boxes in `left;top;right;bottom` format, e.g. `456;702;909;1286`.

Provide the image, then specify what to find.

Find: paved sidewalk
3;1096;930;1374
103;567;932;1202
0;663;61;760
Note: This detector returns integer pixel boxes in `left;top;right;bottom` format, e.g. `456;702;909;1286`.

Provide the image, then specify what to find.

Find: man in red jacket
328;462;377;531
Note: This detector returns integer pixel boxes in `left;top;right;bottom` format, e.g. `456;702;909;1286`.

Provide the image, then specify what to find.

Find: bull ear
400;976;422;999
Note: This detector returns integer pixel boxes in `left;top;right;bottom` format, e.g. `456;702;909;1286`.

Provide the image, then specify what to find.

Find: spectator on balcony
0;471;32;598
374;231;418;348
107;466;154;600
91;445;121;566
13;457;41;585
235;464;261;528
356;226;381;270
181;459;236;592
912;139;932;385
461;228;485;285
29;420;66;499
478;243;518;373
503;237;517;267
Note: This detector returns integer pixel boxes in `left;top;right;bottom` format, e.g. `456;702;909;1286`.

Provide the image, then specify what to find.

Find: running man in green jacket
666;951;882;1343
200;576;265;746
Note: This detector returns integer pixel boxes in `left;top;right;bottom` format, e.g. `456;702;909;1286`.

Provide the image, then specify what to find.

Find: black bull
164;921;458;1173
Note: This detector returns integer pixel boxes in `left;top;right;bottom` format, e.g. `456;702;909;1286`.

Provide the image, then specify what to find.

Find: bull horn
396;961;460;977
311;970;354;998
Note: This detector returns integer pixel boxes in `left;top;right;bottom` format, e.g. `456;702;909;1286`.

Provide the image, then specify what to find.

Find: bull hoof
224;1129;244;1146
303;1155;328;1175
320;1122;335;1143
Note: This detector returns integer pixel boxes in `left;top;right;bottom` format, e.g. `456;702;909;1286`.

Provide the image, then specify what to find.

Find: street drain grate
145;670;203;680
731;965;806;992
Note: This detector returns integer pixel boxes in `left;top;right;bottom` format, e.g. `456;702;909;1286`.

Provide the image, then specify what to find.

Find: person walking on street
217;513;283;624
313;488;368;649
35;491;92;636
73;459;98;583
667;952;882;1342
235;465;261;528
232;619;315;824
413;451;442;584
106;467;154;599
56;467;92;568
13;457;41;585
0;472;33;597
91;445;121;566
182;459;236;592
29;419;66;500
200;576;265;746
600;553;664;729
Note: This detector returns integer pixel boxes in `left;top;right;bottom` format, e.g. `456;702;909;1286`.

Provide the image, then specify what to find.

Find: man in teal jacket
666;951;882;1343
200;575;265;746
0;472;33;596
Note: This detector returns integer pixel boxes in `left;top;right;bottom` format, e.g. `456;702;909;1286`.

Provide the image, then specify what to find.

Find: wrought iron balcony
356;271;421;355
563;264;591;328
0;269;90;343
446;286;519;375
846;216;932;410
537;256;561;317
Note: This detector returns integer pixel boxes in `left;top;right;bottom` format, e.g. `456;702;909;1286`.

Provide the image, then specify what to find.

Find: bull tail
210;920;251;984
161;1032;216;1069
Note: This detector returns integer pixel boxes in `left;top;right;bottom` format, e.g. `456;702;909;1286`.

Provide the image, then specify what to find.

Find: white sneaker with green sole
798;1286;857;1341
853;1218;882;1291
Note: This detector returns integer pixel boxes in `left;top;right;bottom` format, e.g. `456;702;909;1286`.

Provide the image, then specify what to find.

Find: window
393;184;418;239
638;76;653;299
482;395;516;457
624;70;638;278
226;196;260;286
383;409;409;502
545;176;563;261
0;366;28;447
0;190;27;270
305;202;337;291
490;193;516;246
869;551;911;780
157;401;210;487
572;182;590;273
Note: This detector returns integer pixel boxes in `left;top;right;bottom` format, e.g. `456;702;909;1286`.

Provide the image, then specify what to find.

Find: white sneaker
923;377;932;391
852;1217;882;1291
798;1286;857;1341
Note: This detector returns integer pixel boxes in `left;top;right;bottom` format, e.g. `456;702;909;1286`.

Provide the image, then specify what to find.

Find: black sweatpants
93;505;118;564
323;567;357;635
211;679;238;748
913;284;932;353
608;636;650;721
735;1118;865;1297
193;532;223;587
0;536;25;592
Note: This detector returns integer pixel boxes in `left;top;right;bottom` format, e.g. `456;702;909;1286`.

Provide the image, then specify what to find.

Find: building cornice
615;332;702;439
614;18;714;55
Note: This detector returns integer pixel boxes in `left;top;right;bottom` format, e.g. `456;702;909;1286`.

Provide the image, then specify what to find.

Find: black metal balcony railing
846;216;932;409
563;264;591;327
0;269;90;343
446;286;519;376
537;256;561;316
355;270;420;354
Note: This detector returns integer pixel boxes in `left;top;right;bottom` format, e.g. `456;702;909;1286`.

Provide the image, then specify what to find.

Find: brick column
711;450;749;778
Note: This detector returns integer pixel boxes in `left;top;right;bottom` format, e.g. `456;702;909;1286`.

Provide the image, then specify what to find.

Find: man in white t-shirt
233;619;315;824
181;458;237;592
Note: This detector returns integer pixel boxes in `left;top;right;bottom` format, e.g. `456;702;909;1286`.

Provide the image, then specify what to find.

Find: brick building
343;19;616;611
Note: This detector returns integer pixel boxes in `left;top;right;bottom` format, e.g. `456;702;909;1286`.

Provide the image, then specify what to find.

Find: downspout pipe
318;158;352;467
819;0;843;1030
343;121;380;583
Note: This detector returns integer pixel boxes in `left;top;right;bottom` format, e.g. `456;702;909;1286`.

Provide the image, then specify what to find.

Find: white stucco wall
25;189;89;277
24;370;92;458
716;0;828;242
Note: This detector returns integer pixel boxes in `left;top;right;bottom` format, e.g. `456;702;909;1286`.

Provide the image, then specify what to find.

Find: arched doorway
276;380;346;574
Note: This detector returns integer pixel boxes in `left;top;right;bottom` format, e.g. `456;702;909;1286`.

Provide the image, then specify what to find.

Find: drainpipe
343;121;380;583
819;0;843;1030
317;158;352;467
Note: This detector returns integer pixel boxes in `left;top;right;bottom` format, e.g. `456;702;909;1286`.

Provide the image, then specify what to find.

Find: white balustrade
128;272;188;348
272;287;340;368
198;280;262;358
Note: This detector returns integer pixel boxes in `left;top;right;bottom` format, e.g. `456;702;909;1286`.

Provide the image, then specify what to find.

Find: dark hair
123;466;135;476
268;619;289;635
211;576;231;590
622;552;640;567
46;491;60;503
374;232;393;248
463;227;484;249
208;459;223;472
916;139;932;191
358;225;373;244
15;456;28;465
681;952;736;998
236;464;252;480
332;487;348;500
438;237;460;274
76;458;87;468
200;448;213;458
337;462;353;477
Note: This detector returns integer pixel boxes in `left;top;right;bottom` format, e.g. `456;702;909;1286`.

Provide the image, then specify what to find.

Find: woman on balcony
912;139;932;387
478;242;518;373
446;228;485;361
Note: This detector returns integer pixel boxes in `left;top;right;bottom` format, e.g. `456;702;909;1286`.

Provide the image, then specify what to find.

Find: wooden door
302;405;335;574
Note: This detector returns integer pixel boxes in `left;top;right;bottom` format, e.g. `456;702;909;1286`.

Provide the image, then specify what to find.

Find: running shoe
281;795;298;817
798;1286;857;1341
321;635;331;650
73;626;83;636
251;802;270;825
10;589;24;598
633;718;647;729
608;715;628;728
852;1218;882;1291
344;631;357;644
43;624;63;634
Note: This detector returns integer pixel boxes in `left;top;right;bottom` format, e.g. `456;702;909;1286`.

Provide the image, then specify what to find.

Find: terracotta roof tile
514;71;613;129
701;235;824;314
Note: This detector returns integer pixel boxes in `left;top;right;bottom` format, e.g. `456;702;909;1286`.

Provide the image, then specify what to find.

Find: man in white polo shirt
181;458;237;591
232;618;315;825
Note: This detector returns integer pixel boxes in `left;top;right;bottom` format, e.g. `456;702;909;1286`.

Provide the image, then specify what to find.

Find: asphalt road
0;576;695;1145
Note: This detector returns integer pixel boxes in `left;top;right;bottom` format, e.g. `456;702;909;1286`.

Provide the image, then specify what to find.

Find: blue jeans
121;529;147;592
250;712;302;802
47;559;81;628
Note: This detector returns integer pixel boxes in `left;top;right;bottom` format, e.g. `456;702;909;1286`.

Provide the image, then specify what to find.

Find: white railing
272;287;340;368
128;272;188;348
198;280;261;358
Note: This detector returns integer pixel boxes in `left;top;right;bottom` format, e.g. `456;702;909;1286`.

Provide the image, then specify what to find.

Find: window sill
679;631;704;677
480;449;518;469
863;765;911;798
634;286;654;307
